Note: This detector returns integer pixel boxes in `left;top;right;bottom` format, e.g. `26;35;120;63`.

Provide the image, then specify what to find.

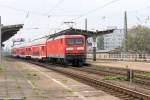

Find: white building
87;29;125;52
103;29;124;50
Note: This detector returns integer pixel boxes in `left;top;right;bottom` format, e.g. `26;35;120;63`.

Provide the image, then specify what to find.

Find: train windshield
66;38;84;45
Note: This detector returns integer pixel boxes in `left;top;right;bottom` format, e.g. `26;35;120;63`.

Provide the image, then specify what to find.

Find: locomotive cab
65;35;86;67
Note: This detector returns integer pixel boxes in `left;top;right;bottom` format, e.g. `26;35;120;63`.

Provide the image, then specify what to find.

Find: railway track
72;66;150;86
21;59;150;100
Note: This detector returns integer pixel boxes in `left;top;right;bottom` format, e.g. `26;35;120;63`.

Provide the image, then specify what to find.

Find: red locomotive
11;34;86;67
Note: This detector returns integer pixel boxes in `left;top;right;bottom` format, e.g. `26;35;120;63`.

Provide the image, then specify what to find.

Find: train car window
41;46;45;51
66;38;83;45
29;48;31;51
60;39;63;44
33;51;39;56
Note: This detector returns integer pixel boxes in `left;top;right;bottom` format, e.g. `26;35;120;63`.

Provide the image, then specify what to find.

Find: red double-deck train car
11;34;86;67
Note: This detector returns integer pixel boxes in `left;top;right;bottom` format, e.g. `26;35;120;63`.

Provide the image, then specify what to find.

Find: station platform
0;58;120;100
87;59;150;72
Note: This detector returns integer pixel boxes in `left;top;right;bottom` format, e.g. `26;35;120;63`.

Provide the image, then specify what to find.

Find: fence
87;53;150;62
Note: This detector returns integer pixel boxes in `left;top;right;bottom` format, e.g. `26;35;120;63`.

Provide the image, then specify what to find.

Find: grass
3;96;9;100
142;73;150;77
11;73;22;89
102;76;127;81
62;79;68;84
22;96;27;100
26;73;48;99
35;88;43;97
135;70;150;77
35;88;48;99
16;80;21;89
0;64;3;71
63;89;74;95
27;73;36;86
27;73;40;87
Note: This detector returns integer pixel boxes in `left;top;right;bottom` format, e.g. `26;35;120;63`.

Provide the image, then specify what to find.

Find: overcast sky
1;0;150;47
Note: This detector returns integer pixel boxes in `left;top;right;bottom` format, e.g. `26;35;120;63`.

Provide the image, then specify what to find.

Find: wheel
72;60;83;67
61;59;68;67
72;61;76;67
78;61;83;67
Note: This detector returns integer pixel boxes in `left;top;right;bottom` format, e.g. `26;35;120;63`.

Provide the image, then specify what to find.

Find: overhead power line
128;6;150;13
0;4;47;16
73;0;121;20
46;0;65;14
0;3;74;17
0;3;80;17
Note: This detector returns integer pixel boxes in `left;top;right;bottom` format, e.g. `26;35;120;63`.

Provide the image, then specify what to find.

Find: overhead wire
0;3;77;17
127;6;150;26
44;0;65;33
1;0;149;29
46;0;65;14
19;0;66;39
29;0;65;33
0;0;66;32
0;4;48;16
73;0;121;21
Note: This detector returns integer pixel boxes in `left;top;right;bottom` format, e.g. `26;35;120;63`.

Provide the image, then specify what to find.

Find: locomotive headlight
77;47;84;50
66;47;74;50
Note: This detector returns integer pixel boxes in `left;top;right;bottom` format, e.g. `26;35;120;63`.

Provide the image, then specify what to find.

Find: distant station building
87;28;124;52
103;29;124;51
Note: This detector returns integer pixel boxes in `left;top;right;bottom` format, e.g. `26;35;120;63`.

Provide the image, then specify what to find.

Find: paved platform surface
0;58;120;100
87;59;150;72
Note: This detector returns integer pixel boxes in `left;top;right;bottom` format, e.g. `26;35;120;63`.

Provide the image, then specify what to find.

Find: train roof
13;37;47;48
47;34;85;41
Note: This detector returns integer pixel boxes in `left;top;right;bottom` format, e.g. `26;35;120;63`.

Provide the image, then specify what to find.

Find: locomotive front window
75;38;83;44
66;38;74;44
66;38;83;45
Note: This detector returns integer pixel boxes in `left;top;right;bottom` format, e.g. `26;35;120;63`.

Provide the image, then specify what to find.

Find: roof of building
2;24;23;43
48;28;114;38
11;27;114;47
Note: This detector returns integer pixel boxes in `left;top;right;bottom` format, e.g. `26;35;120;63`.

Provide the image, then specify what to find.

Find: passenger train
11;34;86;67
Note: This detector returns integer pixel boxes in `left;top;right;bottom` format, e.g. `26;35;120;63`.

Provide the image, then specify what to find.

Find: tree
123;25;150;53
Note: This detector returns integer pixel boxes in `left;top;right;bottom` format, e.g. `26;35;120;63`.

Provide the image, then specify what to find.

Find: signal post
93;31;97;61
